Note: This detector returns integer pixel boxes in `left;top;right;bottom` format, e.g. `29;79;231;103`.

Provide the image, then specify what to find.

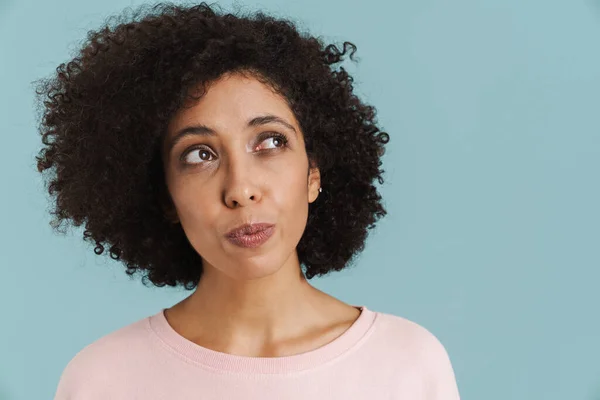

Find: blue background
1;0;599;399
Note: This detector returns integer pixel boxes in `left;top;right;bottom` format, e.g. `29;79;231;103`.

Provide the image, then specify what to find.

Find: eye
181;147;214;165
181;132;289;165
257;132;289;150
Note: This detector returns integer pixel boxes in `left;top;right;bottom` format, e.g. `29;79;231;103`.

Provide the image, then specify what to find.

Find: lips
225;223;275;238
225;223;275;249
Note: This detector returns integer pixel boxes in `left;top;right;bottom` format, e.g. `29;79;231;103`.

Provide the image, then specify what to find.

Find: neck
168;254;349;356
190;262;320;332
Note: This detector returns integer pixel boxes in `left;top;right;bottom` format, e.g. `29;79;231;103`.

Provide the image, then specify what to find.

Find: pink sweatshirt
54;305;460;399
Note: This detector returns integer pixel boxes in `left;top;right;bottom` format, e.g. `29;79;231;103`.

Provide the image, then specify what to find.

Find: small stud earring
319;187;322;193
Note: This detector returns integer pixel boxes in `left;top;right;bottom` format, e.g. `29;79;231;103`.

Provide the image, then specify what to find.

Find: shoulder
374;312;458;373
372;310;452;360
53;315;152;398
368;309;461;398
62;315;150;370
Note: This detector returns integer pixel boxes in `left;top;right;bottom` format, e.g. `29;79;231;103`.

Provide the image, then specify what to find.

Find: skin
159;71;361;358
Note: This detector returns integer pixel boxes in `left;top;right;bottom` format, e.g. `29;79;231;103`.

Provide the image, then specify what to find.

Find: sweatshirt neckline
147;305;377;374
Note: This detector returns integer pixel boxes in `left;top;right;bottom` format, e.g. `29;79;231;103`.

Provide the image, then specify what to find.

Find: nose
223;153;262;209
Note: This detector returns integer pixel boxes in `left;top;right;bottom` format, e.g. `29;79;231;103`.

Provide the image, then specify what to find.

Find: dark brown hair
34;2;390;290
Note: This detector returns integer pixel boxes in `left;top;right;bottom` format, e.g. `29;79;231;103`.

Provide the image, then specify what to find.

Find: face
161;72;321;281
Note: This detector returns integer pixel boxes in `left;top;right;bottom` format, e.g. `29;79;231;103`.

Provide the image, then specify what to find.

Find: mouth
225;224;275;249
225;223;275;238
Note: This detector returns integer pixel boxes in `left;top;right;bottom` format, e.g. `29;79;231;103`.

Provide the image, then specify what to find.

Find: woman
35;2;460;399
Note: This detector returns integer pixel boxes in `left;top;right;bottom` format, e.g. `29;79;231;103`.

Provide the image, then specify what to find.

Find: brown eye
182;147;214;164
257;132;289;150
263;136;283;149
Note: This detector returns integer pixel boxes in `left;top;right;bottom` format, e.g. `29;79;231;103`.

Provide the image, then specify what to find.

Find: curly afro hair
34;1;390;290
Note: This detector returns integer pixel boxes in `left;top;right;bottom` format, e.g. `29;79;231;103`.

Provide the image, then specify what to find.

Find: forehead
168;73;298;134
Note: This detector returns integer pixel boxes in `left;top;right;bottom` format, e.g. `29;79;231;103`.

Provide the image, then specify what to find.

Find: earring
319;187;322;193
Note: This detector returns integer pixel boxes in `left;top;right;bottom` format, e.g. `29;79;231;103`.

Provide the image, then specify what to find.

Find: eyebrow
167;114;297;153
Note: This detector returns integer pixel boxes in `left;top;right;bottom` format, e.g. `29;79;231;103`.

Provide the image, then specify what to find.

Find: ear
307;160;321;204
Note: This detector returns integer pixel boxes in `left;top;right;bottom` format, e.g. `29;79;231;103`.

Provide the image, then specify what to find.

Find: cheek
170;179;217;233
272;168;310;237
274;167;307;204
